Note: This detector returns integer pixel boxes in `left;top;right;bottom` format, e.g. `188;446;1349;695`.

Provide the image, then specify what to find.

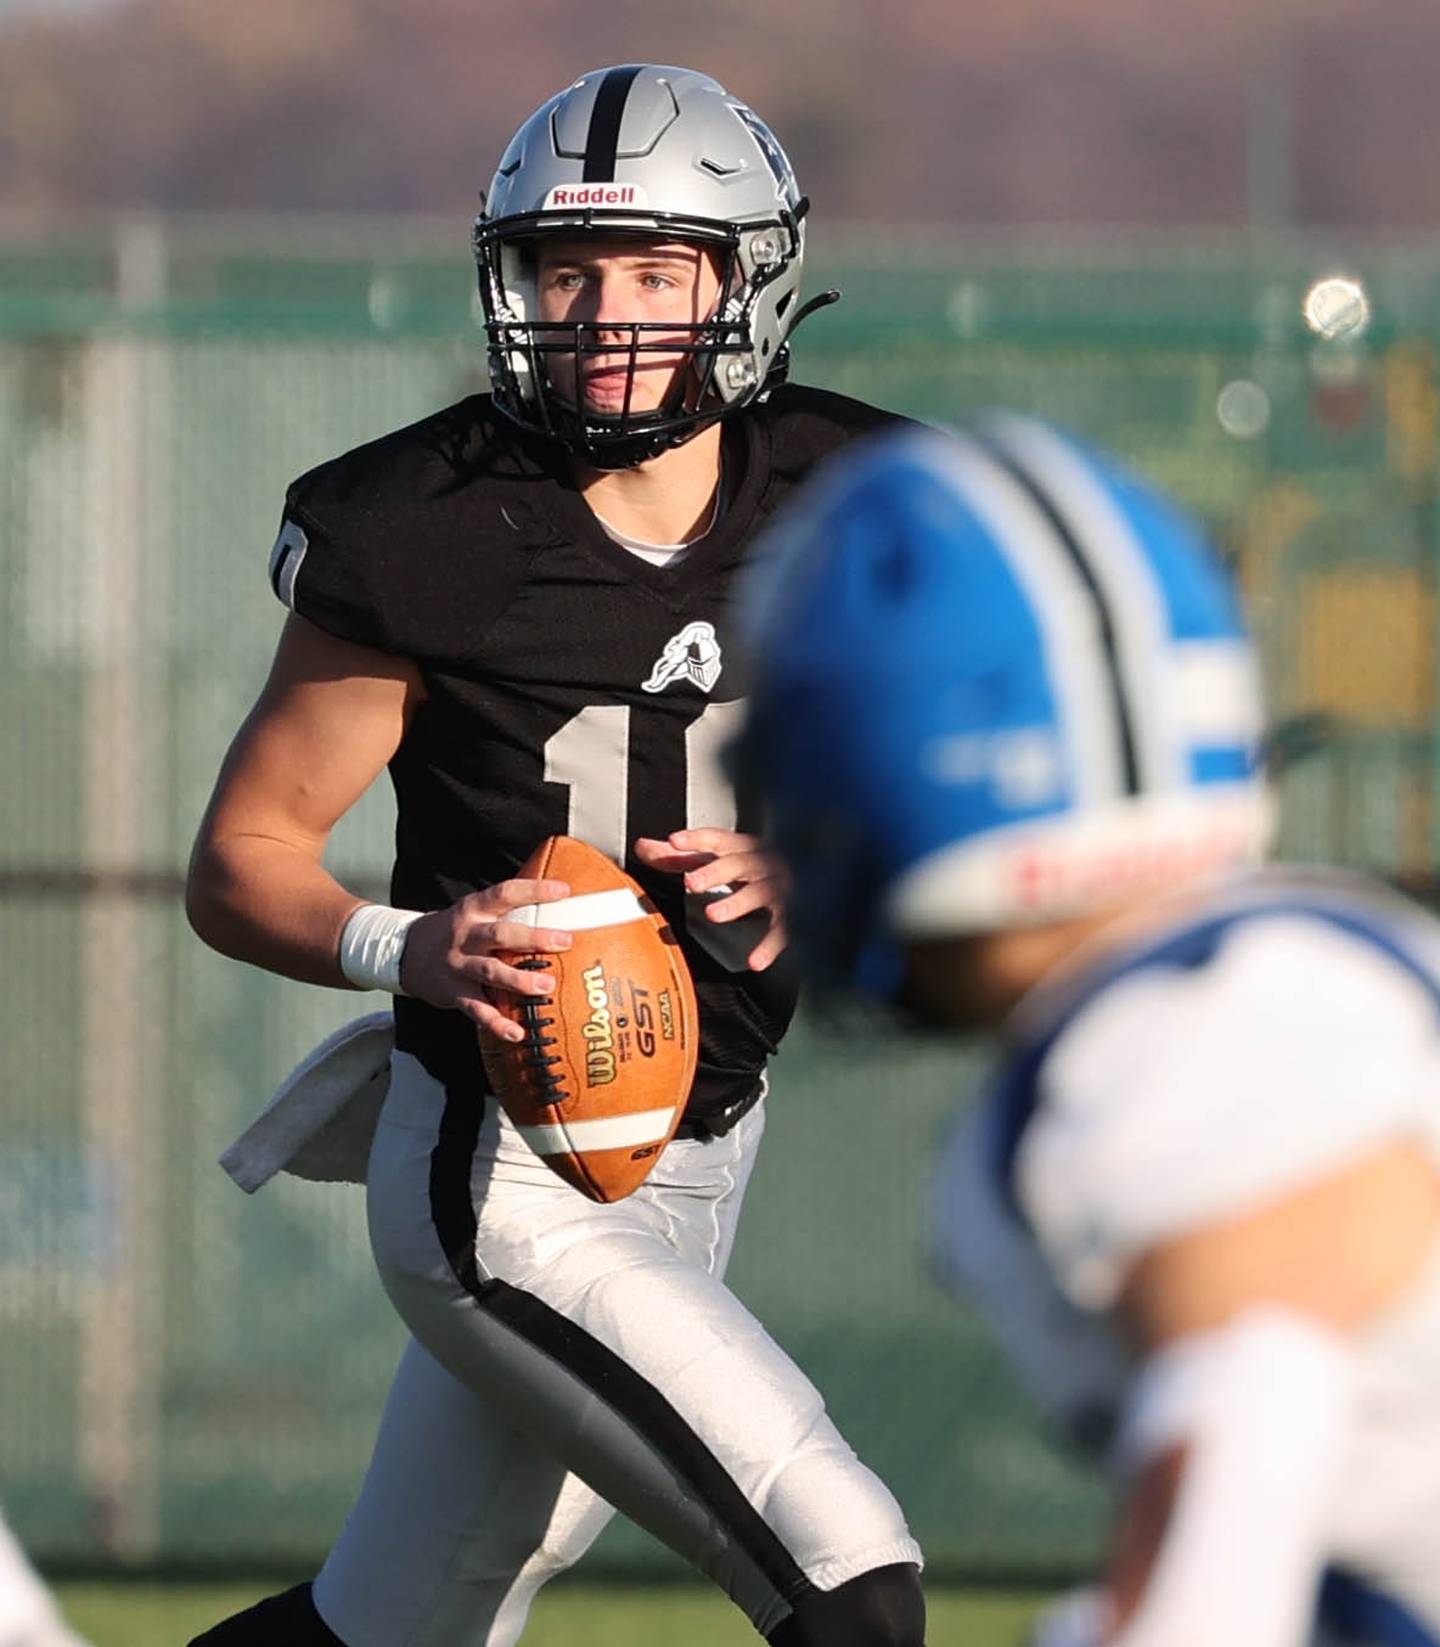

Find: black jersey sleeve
267;503;388;650
266;394;546;659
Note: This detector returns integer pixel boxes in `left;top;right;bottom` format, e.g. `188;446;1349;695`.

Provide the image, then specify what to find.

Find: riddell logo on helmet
543;184;649;209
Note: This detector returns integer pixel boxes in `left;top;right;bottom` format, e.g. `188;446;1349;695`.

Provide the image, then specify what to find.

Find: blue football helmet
739;418;1272;991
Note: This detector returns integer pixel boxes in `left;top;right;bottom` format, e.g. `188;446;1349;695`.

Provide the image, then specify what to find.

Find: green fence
1;221;1437;1577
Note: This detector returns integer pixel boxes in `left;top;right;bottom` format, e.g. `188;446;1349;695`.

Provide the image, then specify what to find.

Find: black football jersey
269;385;909;1123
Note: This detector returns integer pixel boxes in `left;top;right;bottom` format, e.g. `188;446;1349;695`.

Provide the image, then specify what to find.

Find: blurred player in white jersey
0;1508;88;1646
739;419;1440;1647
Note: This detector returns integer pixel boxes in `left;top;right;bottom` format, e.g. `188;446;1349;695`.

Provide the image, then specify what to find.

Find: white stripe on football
508;888;648;930
515;1107;679;1156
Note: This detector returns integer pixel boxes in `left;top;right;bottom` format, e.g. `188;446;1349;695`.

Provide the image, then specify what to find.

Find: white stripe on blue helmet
739;421;1272;985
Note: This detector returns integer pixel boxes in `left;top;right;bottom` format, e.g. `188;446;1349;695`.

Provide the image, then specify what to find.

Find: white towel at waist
220;1012;394;1193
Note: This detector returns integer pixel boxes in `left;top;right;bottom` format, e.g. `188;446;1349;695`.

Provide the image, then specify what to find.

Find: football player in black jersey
186;66;926;1647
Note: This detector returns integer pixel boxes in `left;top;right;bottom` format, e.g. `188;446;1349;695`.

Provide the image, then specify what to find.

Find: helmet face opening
474;67;811;469
474;215;764;467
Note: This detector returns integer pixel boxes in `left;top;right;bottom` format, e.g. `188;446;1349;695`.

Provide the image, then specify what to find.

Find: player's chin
580;365;685;415
580;386;671;417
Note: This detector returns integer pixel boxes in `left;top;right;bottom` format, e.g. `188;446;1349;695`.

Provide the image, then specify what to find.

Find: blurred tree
0;0;1431;227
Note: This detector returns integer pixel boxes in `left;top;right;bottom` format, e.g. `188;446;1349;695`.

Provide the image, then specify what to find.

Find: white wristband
338;903;424;994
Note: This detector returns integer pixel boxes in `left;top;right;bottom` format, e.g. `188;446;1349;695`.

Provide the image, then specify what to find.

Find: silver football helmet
474;65;829;469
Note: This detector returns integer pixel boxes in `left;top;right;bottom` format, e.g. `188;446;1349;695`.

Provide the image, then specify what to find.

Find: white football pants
0;1508;88;1647
313;1052;920;1647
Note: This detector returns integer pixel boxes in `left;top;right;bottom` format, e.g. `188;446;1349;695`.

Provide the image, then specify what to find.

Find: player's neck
574;424;725;547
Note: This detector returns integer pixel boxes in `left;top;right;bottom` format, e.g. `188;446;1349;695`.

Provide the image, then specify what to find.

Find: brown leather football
478;835;699;1202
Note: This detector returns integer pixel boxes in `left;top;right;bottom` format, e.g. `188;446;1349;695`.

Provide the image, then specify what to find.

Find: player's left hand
632;828;789;971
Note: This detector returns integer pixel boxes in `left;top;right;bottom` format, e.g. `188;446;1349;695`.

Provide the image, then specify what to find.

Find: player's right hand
397;879;573;1042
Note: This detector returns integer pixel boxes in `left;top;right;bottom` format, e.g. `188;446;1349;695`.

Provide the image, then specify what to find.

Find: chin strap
789;288;843;332
754;289;842;402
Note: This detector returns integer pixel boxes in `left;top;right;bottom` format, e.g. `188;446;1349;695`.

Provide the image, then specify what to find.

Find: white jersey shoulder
1017;882;1440;1311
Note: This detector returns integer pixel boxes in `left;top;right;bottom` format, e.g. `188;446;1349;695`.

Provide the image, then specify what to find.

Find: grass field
55;1579;1050;1645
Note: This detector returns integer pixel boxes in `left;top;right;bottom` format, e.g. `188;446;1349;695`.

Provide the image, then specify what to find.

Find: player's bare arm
186;613;417;982
632;827;790;970
1119;1138;1440;1343
187;613;571;1040
1083;1142;1440;1646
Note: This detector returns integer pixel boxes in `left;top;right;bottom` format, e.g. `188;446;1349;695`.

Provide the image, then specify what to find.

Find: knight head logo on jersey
642;622;723;694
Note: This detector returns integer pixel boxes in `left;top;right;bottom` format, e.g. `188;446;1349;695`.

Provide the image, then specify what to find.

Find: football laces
514;957;565;1101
